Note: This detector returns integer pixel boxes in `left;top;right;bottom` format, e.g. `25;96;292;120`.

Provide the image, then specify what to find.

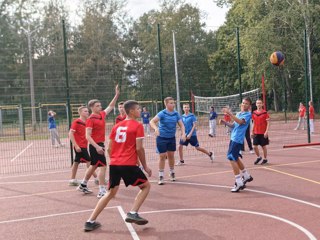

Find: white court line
117;206;140;240
173;182;320;209
0;208;95;224
306;146;320;151
140;208;317;240
10;143;33;162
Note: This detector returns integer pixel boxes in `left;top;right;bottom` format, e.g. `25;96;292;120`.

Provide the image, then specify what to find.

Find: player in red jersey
77;85;120;198
83;100;152;232
294;102;306;130
251;99;270;165
68;106;97;186
308;101;315;134
115;101;126;124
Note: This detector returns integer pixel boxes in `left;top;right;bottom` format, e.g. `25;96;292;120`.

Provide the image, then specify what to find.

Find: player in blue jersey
150;97;186;185
219;97;253;192
141;106;151;136
176;103;214;165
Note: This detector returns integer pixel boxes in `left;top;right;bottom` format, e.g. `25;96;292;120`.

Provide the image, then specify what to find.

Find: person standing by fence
294;102;306;130
48;110;64;147
208;106;217;137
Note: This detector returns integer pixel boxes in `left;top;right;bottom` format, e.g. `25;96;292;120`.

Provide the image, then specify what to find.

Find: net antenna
193;88;260;114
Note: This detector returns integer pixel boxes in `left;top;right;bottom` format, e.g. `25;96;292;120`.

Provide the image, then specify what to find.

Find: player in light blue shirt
150;97;186;185
176;103;214;165
219;97;253;193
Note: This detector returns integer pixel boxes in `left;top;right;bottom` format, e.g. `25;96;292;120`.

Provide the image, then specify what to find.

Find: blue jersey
182;113;197;136
209;111;217;120
230;111;251;144
157;109;181;138
48;116;56;129
141;111;150;124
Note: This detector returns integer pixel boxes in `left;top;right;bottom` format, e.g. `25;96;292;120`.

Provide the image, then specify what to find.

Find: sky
125;0;229;30
65;0;229;30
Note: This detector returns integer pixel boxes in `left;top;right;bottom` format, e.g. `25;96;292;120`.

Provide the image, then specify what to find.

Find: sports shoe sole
125;217;148;225
84;222;101;232
243;176;253;185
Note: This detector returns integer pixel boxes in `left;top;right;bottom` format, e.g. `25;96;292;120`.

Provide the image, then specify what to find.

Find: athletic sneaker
261;159;268;165
169;172;176;181
125;212;148;225
231;182;245;193
97;191;106;199
84;221;101;232
69;179;80;186
243;175;253;185
158;176;164;185
209;152;214;162
175;160;185;166
77;184;93;194
254;157;262;165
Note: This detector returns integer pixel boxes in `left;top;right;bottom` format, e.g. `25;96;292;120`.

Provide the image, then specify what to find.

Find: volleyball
270;51;285;66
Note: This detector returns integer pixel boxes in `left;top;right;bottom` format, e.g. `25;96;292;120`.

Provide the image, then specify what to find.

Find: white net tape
194;88;260;114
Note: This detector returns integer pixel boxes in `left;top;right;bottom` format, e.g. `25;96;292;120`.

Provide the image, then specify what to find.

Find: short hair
88;99;100;109
164;97;174;105
118;101;124;106
183;103;190;106
78;106;88;114
256;99;263;103
243;97;252;105
124;100;139;114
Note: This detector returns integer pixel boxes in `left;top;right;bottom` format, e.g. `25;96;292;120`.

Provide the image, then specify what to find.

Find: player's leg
212;120;216;136
167;151;176;181
52;128;62;145
70;162;80;186
253;135;262;164
192;136;214;162
236;158;253;185
49;129;55;146
227;141;245;192
209;120;213;137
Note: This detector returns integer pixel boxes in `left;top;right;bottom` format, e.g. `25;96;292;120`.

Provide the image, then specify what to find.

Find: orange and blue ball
270;51;285;66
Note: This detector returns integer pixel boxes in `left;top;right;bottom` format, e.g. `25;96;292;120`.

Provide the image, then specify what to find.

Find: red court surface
0;143;319;240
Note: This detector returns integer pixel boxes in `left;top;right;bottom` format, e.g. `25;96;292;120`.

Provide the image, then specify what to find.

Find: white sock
241;169;250;179
129;211;136;214
159;170;164;177
99;185;106;192
235;174;243;185
169;168;175;174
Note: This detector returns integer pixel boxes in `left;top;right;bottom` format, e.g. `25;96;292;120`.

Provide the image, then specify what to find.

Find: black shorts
74;148;91;163
108;165;148;189
89;143;107;167
253;134;269;146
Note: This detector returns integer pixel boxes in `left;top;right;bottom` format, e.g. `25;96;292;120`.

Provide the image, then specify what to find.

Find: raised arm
104;84;120;115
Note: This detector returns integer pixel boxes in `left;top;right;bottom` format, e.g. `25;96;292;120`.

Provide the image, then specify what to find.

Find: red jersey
115;114;126;124
109;120;144;166
224;114;231;122
299;106;306;117
309;106;314;119
70;118;87;148
252;110;270;134
86;111;107;143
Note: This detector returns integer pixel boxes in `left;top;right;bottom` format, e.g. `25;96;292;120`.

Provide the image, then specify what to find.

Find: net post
191;91;195;113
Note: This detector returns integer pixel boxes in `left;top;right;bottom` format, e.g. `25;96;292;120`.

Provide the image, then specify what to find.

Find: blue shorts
227;140;243;161
179;136;199;147
156;136;176;153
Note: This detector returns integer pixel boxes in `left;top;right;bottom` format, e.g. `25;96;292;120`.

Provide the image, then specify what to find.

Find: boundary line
140;208;317;240
117;206;140;240
10;143;33;162
264;167;320;185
